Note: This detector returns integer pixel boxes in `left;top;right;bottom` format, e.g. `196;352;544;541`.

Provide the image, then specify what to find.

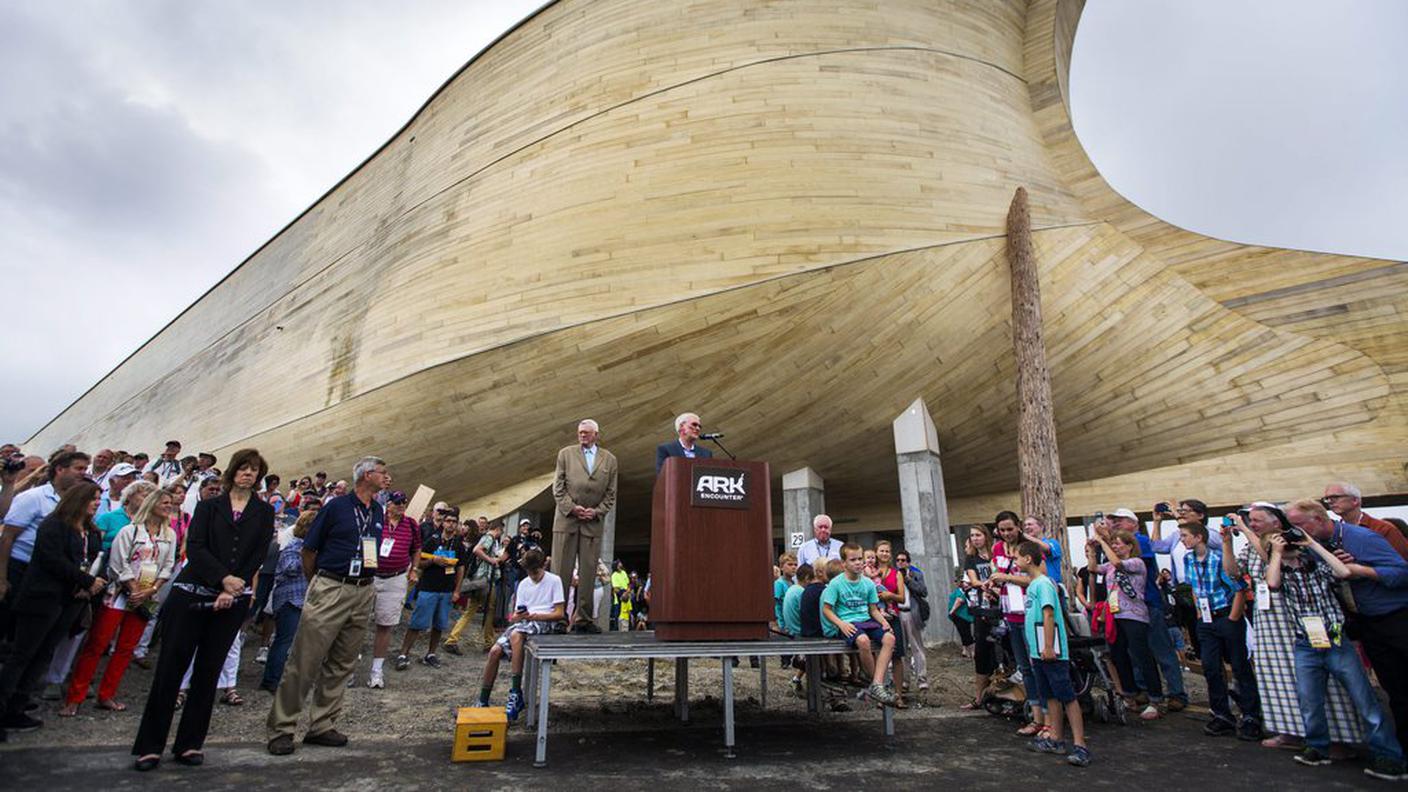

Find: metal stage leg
722;657;736;759
883;701;895;738
533;658;553;768
647;658;655;702
759;656;767;709
525;654;538;728
805;655;820;714
674;657;689;722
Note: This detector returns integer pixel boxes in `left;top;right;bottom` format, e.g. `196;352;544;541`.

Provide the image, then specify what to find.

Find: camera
1221;515;1235;528
1282;525;1308;544
3;453;26;474
1154;502;1169;514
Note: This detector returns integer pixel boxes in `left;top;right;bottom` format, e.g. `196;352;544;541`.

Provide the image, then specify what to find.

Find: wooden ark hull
28;0;1407;541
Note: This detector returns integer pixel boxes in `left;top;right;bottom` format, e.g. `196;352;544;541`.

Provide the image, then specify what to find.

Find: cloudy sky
1;0;1404;445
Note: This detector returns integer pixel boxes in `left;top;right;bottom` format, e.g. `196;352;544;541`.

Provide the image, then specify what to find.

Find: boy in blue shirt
1018;540;1089;767
773;552;797;630
822;543;897;705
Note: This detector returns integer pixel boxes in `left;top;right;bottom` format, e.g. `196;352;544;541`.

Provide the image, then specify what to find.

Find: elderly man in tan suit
552;419;618;633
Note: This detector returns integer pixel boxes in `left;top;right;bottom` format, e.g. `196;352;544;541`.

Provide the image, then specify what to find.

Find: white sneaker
368;670;385;689
255;646;269;664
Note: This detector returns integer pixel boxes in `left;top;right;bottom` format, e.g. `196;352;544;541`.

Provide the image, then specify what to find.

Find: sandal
220;688;244;706
97;699;128;712
1016;721;1043;736
959;700;982;711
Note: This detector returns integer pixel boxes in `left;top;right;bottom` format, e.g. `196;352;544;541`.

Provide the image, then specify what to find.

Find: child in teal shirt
821;543;897;705
1018;540;1089;767
774;552;797;629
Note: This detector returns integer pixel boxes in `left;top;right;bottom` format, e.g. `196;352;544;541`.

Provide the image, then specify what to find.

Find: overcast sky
2;0;1404;446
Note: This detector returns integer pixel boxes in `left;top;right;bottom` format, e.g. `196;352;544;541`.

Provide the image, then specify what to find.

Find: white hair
578;419;600;432
119;480;158;508
674;412;700;433
813;513;833;530
352;456;384;483
1330;481;1362;499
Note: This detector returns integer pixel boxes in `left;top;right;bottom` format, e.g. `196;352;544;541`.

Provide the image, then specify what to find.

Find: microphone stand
707;437;737;461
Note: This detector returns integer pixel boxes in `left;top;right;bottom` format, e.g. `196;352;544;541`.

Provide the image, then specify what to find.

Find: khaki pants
266;575;373;739
445;583;495;648
552;529;600;624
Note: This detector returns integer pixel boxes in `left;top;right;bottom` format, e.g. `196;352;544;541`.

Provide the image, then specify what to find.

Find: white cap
1110;508;1138;521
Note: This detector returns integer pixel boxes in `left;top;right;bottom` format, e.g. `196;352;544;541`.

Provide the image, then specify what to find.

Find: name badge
379;537;396;558
361;538;379;570
348;555;362;576
1256;581;1271;612
1197;596;1213;623
1302;615;1333;649
1107;588;1121;614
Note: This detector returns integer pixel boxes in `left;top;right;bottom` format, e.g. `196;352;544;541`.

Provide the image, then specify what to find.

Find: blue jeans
1196;615;1261;725
260;603;302;689
1133;604;1186;702
1007;624;1041;708
1294;640;1403;761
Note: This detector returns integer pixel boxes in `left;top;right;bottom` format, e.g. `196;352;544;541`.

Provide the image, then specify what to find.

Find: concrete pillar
894;397;957;644
782;467;826;553
594;508;617;630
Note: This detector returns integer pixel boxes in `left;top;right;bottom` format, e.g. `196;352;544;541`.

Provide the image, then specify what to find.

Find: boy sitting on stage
821;543;898;704
473;549;564;721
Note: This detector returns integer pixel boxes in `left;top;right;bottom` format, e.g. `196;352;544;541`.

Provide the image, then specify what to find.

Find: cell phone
1221;515;1235;528
516;604;527;612
1093;511;1104;520
1154;502;1169;514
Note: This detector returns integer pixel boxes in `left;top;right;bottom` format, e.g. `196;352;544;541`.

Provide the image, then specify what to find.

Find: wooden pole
1005;187;1069;581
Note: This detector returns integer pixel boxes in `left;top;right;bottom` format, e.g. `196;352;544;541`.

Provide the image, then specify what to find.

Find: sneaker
394;655;409;671
1140;705;1162;721
1165;697;1187;712
0;712;41;732
918;679;930;691
1204;718;1236;737
367;671;385;689
470;699;488;708
303;728;349;747
790;676;804;697
421;653;442;669
1293;747;1332;767
1066;745;1092;767
444;643;463;656
505;689;525;722
1364;756;1408;781
1028;736;1067;755
255;646;269;664
1237;721;1266;742
866;682;897;705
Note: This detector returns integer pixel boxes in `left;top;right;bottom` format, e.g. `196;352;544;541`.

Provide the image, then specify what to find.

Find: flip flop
219;689;244;706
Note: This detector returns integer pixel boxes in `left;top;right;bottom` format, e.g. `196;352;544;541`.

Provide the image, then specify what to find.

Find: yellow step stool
453;706;507;762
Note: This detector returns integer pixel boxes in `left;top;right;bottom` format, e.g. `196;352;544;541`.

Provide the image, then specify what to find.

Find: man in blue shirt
0;450;91;624
1181;520;1261;739
267;455;387;756
1288;498;1408;758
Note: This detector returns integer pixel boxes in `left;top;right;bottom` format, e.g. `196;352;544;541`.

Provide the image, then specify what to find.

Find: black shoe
421;654;442;669
303;728;349;747
22;701;38;713
1237;721;1265;742
134;755;161;772
1203;718;1236;737
267;734;295;756
1294;747;1331;767
570;622;602;634
1365;756;1408;781
258;682;278;694
174;750;204;766
444;643;463;656
0;712;41;732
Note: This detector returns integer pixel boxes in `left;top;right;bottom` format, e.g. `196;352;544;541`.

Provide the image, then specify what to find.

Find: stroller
1064;594;1126;726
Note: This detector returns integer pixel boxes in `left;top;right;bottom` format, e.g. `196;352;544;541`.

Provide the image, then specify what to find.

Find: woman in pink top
988;511;1046;736
874;540;909;706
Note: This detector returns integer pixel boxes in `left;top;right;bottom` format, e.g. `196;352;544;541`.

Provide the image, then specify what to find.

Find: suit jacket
176;493;276;591
654;439;713;474
13;513;97;614
552;444;618;539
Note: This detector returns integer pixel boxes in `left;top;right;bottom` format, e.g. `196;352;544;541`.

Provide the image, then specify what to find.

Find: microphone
700;432;725;440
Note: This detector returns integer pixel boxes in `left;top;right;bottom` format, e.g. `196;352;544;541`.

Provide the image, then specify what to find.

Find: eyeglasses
1321;494;1352;504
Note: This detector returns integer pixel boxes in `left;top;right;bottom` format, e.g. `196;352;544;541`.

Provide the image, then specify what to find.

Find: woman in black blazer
131;448;274;771
0;481;106;734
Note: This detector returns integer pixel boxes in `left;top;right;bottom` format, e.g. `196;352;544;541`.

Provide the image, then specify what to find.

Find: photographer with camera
1286;498;1408;769
1182;518;1263;740
0;451;44;524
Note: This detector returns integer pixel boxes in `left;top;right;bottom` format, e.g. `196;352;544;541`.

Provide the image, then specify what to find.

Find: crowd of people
948;494;1408;780
4;428;1407;781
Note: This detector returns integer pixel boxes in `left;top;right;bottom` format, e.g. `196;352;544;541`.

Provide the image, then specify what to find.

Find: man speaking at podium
655;412;714;474
553;419;618;634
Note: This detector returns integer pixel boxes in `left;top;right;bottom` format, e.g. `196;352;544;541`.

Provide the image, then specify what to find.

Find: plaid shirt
272;537;307;610
1183;547;1242;613
1277;555;1344;644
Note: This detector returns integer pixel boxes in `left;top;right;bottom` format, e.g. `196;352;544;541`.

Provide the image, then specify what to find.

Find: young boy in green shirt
1018;540;1090;767
774;552;798;629
822;543;898;705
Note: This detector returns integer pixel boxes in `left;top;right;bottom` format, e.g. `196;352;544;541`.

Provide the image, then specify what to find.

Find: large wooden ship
27;0;1406;545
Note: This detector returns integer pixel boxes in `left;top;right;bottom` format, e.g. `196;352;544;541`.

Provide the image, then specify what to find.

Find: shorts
494;619;554;661
843;620;889;649
372;571;409;627
973;617;998;675
1030;657;1077;704
887;612;907;658
409;590;452;632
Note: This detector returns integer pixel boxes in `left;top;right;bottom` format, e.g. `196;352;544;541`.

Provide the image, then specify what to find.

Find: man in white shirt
144;440;184;486
473;549;564;721
796;514;843;569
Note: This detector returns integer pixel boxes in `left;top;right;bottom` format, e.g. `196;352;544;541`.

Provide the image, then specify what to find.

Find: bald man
552;420;618;633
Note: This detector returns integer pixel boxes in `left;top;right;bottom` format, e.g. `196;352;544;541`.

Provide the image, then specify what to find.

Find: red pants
67;605;145;705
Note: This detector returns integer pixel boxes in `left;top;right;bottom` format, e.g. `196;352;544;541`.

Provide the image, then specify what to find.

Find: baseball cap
387;490;408;505
109;462;139;478
433;501;450;512
519;518;532;526
1110;508;1138;521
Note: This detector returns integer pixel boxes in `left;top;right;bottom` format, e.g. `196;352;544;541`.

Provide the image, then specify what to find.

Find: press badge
1197;597;1213;623
1302;616;1333;649
361;538;379;570
379;537;396;558
1256;581;1271;612
1107;589;1121;614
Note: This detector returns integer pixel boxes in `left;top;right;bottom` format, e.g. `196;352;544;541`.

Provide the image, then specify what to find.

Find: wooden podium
649;457;773;641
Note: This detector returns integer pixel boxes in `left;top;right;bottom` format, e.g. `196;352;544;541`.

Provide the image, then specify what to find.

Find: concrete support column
594;508;617;630
782;467;825;552
893;397;957;644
